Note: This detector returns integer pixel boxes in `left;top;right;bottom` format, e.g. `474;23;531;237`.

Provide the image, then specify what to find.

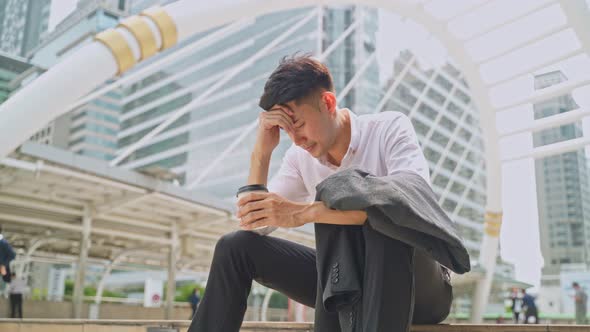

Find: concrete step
1;319;589;331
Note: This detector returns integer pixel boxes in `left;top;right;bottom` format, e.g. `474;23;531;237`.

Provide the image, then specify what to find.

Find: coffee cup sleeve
252;225;278;236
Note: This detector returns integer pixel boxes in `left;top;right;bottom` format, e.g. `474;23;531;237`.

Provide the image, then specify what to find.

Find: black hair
259;54;334;111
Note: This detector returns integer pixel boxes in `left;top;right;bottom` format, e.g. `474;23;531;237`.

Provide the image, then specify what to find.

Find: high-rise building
0;52;34;104
29;2;126;160
534;71;590;314
322;6;380;115
77;0;129;13
534;71;590;274
0;0;51;57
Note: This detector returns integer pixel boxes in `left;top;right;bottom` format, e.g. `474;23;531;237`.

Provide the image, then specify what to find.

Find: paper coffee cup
236;184;270;232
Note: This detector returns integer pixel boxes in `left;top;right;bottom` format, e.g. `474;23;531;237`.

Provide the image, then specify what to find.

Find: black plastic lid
236;184;268;197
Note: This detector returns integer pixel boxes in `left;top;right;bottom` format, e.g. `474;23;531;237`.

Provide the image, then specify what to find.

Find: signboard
47;268;66;301
144;278;164;307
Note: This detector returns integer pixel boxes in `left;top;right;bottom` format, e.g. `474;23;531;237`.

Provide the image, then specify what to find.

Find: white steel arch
1;0;590;322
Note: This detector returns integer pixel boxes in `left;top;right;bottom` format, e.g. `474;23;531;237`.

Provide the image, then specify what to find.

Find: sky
46;0;590;289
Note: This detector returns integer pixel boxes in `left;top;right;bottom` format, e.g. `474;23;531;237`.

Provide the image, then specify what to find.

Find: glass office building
0;0;51;57
383;50;486;258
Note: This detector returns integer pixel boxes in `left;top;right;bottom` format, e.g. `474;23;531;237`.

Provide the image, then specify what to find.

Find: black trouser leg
362;223;453;330
412;248;454;324
359;223;415;332
16;294;22;318
188;230;336;332
9;294;18;318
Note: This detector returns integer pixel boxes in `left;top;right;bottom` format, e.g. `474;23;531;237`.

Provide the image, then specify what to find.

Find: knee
430;285;453;323
214;230;261;258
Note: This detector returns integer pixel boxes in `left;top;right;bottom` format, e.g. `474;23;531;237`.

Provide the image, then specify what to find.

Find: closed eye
294;120;305;129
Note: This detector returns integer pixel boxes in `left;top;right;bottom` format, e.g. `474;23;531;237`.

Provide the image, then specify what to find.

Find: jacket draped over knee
314;169;470;315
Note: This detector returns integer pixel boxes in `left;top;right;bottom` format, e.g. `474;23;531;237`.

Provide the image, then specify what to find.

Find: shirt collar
346;108;360;153
317;108;359;168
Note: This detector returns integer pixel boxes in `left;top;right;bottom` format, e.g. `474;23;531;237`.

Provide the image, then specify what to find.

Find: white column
471;119;503;322
165;222;179;319
261;288;275;321
19;237;60;277
73;205;92;318
294;301;305;322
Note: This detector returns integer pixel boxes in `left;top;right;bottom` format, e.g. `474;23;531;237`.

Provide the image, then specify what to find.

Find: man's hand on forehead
269;104;294;117
268;104;302;129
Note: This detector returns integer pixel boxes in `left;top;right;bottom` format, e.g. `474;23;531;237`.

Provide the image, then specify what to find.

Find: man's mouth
302;143;315;152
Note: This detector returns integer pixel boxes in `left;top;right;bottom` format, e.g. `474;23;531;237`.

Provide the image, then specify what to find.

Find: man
188;287;200;319
573;282;588;324
188;55;459;332
510;287;522;323
8;272;26;318
521;288;538;324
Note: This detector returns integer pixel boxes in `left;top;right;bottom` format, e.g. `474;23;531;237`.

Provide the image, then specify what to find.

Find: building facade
0;0;51;57
534;71;590;314
384;50;486;259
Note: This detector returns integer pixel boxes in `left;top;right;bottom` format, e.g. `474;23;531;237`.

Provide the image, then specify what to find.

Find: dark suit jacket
0;238;15;267
315;169;471;275
313;169;471;316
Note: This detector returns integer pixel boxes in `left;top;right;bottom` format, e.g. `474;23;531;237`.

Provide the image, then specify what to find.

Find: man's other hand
236;192;311;230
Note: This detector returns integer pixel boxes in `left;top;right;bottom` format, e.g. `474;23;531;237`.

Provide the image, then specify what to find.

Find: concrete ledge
1;319;589;331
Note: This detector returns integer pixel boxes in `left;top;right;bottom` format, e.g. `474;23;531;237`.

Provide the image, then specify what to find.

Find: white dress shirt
268;109;430;203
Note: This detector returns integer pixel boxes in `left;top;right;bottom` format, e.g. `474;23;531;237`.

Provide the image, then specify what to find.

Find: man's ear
320;91;337;114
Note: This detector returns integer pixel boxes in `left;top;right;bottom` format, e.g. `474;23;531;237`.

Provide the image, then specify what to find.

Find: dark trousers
188;222;453;332
513;311;520;323
191;304;198;320
524;308;538;324
10;293;22;318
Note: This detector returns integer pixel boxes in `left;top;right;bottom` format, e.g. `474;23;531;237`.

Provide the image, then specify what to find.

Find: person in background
0;230;16;283
572;282;588;325
189;287;200;319
510;287;522;323
8;272;26;318
521;288;538;324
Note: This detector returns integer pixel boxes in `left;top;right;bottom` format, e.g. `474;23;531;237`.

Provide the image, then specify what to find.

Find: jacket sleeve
0;239;16;266
314;168;471;274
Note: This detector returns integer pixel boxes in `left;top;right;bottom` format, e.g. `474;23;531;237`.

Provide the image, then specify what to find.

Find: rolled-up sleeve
382;113;431;184
268;145;310;202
